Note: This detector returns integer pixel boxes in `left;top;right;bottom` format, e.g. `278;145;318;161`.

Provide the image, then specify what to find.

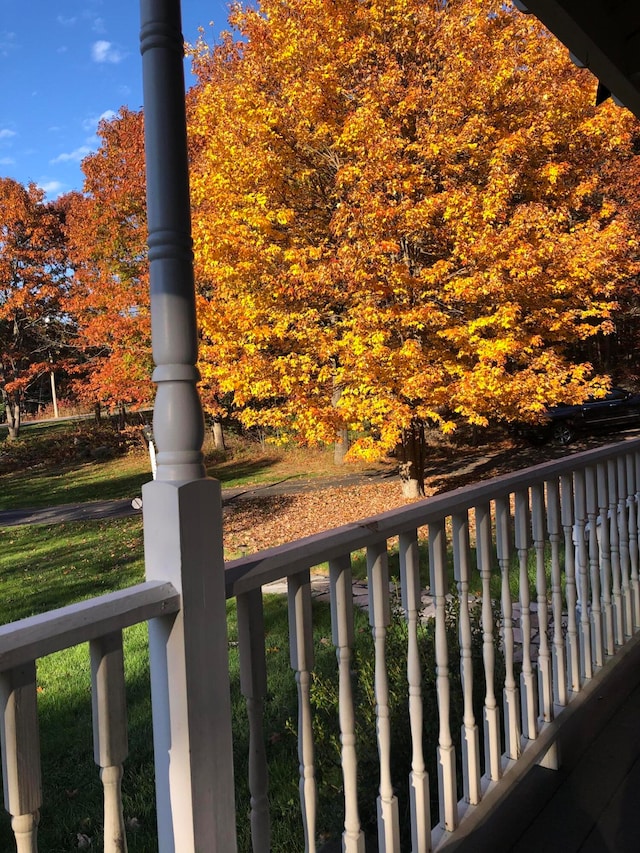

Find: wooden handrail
0;581;180;671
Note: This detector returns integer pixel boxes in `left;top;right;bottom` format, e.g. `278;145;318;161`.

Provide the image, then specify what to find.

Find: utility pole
49;356;59;419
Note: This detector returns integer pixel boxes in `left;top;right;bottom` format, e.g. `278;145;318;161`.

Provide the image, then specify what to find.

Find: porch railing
1;437;640;851
225;436;640;852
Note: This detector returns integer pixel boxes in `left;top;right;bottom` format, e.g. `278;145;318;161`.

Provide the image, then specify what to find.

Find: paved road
0;468;398;528
0;499;138;527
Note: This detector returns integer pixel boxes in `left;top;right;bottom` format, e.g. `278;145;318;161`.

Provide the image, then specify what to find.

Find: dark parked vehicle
526;387;640;446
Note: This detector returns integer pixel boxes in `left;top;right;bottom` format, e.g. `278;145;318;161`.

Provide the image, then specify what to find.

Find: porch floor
448;650;640;852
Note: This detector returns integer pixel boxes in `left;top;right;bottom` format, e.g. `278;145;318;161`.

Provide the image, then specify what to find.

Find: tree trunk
118;401;126;431
49;365;59;418
334;427;349;465
331;379;349;465
212;418;226;450
5;397;21;440
94;402;102;423
399;420;426;498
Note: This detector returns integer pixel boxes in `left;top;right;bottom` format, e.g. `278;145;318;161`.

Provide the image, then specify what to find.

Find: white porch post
139;1;237;850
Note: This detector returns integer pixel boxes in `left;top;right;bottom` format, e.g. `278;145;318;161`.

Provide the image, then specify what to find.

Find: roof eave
518;0;640;120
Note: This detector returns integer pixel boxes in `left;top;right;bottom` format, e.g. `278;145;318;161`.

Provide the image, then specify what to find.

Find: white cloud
81;110;117;134
91;40;125;64
0;157;15;165
57;16;77;26
51;146;92;164
0;129;16;140
39;181;65;199
81;9;106;34
0;31;17;58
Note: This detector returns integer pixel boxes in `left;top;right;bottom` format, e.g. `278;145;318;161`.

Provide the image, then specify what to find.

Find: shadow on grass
0;516;152;850
0;419;79;442
1;451;286;514
0;598;305;852
206;452;285;486
0;518;145;623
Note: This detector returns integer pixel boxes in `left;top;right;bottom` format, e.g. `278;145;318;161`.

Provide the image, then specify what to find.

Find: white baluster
596;463;615;656
398;533;431;851
573;470;592;681
545;480;567;706
12;813;39;853
560;474;580;693
451;514;481;805
617;457;633;637
0;662;41;853
495;496;521;757
626;453;640;630
608;459;625;645
367;542;401;852
635;450;640;592
237;590;270;851
90;632;128;853
474;504;501;780
515;490;537;739
531;485;553;722
585;467;604;668
329;556;365;853
288;571;317;853
428;522;458;833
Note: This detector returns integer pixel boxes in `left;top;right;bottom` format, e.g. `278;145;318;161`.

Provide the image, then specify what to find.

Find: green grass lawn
0;456;153;511
0;425;356;849
0;518;145;620
0;420;363;512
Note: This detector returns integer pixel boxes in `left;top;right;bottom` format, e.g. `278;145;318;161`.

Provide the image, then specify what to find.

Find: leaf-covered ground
223;480;423;557
222;430;627;558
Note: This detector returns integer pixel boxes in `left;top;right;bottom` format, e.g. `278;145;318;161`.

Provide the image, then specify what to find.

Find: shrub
0;422;149;473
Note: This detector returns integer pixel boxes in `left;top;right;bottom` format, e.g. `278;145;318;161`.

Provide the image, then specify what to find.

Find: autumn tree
187;0;640;495
0;179;71;437
63;107;153;417
575;130;640;383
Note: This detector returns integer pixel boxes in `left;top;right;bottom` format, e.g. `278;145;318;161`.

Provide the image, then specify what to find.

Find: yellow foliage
187;0;640;460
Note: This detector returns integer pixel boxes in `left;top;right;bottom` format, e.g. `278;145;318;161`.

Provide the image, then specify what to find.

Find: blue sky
1;0;232;199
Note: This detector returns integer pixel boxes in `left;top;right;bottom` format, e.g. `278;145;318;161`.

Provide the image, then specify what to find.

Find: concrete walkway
0;498;139;527
262;571;439;621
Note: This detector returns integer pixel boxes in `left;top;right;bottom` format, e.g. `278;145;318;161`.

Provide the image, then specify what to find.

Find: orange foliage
63;108;152;407
0;178;69;431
